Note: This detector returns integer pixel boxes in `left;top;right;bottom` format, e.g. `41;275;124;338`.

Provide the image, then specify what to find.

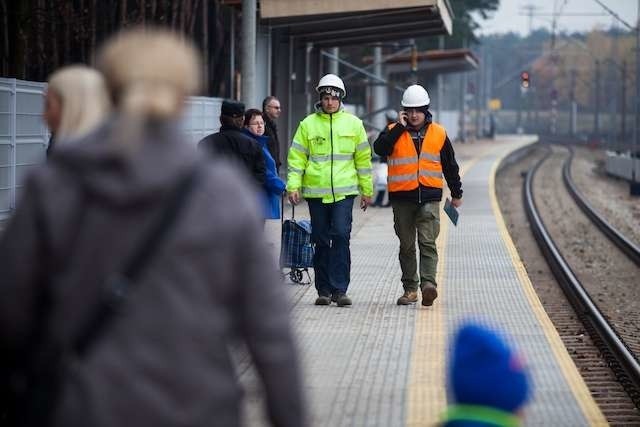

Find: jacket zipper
330;113;335;203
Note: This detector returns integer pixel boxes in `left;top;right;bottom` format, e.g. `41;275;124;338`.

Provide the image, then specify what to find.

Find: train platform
241;136;607;426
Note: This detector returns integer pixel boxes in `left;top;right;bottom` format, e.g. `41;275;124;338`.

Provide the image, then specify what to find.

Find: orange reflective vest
387;122;446;192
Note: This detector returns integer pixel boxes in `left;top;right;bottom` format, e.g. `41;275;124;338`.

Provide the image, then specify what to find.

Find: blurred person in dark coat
198;100;266;188
0;28;305;427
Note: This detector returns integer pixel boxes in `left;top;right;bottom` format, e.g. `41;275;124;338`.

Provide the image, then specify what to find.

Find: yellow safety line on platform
406;156;481;426
488;149;607;426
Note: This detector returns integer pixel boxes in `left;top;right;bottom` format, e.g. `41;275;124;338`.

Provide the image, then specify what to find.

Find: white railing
0;78;49;221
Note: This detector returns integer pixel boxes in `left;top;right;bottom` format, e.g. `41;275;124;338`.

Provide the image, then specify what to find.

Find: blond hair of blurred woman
0;28;305;427
45;65;110;142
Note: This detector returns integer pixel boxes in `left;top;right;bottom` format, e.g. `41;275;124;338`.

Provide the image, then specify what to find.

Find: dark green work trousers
391;199;440;292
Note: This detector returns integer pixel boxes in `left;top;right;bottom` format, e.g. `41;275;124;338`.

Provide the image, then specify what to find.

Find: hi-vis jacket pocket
309;135;329;154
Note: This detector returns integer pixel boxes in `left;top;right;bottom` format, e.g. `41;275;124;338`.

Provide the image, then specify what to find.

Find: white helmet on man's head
401;84;430;108
316;73;346;98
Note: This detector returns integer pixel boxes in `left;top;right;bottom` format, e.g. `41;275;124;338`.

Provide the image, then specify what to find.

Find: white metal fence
0;78;49;221
0;77;222;221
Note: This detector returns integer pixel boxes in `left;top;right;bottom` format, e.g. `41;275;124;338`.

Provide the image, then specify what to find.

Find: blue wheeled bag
279;201;313;284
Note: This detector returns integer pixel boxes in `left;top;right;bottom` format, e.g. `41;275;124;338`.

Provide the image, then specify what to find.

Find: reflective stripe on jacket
387;122;446;193
286;108;373;203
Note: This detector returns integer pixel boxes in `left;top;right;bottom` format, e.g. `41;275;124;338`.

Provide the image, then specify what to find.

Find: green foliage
449;0;499;46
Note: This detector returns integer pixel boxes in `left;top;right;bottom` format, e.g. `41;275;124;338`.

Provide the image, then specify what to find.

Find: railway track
497;143;640;425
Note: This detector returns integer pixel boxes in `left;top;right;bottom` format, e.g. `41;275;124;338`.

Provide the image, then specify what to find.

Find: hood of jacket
49;115;198;207
313;102;345;115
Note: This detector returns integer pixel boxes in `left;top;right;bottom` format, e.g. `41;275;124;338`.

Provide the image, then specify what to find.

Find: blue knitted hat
449;322;531;413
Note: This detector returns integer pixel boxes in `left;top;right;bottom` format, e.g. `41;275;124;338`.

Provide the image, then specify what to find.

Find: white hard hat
401;84;430;107
316;74;346;98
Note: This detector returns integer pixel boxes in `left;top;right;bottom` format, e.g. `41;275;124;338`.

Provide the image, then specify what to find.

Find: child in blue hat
441;322;532;426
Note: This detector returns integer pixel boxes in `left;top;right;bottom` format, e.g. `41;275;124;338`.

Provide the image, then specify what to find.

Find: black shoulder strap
73;167;200;356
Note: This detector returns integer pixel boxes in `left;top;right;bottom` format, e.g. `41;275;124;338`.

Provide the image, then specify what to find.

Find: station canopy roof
378;48;480;74
259;0;453;47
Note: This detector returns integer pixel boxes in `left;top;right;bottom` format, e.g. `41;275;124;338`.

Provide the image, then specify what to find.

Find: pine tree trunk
63;2;72;63
0;0;8;76
90;0;96;64
50;0;59;71
188;0;200;34
202;0;208;94
171;1;179;29
120;0;127;26
78;0;85;63
35;0;45;79
140;0;145;24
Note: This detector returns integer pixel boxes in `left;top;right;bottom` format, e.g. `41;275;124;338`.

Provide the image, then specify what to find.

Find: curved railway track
497;143;640;425
525;145;640;401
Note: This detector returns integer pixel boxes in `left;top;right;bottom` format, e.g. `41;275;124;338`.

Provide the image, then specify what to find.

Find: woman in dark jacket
242;109;286;220
0;29;305;427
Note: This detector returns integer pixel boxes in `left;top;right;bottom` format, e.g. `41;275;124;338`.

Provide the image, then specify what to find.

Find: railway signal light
520;71;530;89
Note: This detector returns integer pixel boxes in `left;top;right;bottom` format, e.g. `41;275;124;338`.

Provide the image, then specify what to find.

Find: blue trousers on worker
307;196;355;297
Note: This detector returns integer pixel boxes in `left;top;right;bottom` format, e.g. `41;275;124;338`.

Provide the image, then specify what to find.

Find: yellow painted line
488;146;607;425
406;155;481;426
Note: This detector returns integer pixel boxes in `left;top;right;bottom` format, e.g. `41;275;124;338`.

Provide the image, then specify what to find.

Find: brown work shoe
397;291;418;305
421;283;438;306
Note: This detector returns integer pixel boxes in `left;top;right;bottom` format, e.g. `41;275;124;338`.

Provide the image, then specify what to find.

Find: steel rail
562;146;640;267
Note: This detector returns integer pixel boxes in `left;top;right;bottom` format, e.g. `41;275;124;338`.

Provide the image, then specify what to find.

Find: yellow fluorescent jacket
287;109;373;203
387;122;446;192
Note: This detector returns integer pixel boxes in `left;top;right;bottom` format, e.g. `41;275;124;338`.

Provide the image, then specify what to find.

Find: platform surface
242;136;606;426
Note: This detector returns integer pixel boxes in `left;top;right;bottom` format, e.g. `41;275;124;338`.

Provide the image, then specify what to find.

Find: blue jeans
307;196;355;297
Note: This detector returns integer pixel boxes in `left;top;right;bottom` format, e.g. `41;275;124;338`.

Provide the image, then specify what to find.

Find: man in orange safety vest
373;84;463;307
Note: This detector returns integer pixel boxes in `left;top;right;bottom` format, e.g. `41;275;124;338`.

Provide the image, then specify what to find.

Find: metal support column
241;0;256;106
372;46;386;132
328;47;339;75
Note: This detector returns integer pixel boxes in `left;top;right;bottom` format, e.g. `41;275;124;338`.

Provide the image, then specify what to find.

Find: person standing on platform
198;100;266;189
373;84;462;307
441;321;532;426
243;108;286;221
286;73;373;307
262;95;283;173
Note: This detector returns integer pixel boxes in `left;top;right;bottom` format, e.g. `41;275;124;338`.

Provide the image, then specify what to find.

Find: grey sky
474;0;638;36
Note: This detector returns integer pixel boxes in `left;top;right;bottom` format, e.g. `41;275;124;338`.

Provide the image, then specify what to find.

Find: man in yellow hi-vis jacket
286;74;373;307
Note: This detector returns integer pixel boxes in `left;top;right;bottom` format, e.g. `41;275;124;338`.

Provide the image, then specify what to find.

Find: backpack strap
73;166;200;356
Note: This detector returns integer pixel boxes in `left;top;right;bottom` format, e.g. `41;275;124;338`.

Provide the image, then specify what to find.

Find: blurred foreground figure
441;322;532;427
0;28;305;427
44;65;111;156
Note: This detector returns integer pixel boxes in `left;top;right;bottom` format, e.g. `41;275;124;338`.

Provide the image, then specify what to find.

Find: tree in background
0;0;231;96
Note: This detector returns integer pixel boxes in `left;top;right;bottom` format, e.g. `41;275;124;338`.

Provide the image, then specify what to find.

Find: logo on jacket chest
310;136;327;146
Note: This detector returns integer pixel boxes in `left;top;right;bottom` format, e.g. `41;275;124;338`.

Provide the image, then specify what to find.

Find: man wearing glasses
262;96;282;173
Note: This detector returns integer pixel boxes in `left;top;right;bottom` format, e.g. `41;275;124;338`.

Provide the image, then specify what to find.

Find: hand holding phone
398;110;407;126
